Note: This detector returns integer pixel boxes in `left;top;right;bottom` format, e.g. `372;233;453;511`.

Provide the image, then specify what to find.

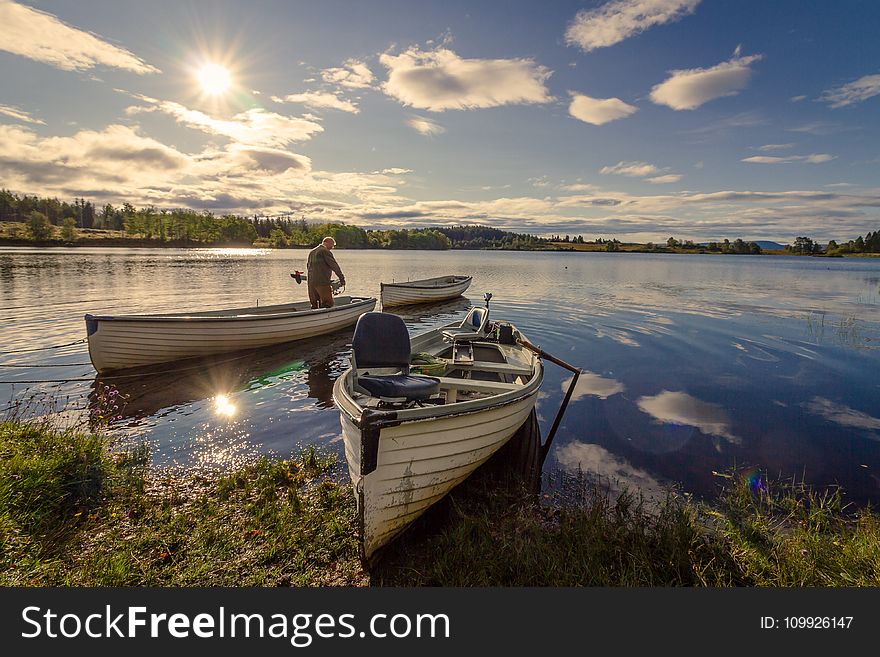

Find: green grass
1;421;365;586
2;420;879;587
375;472;880;586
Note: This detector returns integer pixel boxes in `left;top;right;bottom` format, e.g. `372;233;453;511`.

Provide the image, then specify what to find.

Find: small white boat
380;275;471;308
332;303;544;561
85;296;377;374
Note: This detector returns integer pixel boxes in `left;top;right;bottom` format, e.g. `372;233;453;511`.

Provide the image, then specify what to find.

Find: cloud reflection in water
555;441;669;501
805;397;880;434
636;390;740;444
563;371;625;400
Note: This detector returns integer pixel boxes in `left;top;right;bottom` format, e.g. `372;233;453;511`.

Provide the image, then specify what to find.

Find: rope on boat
0;338;86;355
516;338;581;466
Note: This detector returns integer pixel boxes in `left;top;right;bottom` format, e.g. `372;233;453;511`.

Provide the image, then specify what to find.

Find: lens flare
744;467;767;493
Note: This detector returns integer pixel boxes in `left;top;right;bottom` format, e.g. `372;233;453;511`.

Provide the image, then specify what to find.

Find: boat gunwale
337;377;541;432
379;275;471;291
85;295;377;322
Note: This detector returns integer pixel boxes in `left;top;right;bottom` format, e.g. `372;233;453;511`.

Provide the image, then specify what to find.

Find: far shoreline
0;237;862;257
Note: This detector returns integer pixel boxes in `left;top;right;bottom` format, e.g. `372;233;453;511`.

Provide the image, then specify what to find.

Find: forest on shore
2;190;878;255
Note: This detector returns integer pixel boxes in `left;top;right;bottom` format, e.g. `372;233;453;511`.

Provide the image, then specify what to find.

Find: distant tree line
825;231;880;255
787;232;880;255
1;190;97;227
4;190;878;255
431;225;547;249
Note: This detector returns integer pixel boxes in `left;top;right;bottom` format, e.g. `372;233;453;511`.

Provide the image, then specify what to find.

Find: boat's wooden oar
517;338;581;465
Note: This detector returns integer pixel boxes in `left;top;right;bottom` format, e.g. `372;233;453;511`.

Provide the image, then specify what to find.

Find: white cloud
321;59;375;89
820;73;880;108
565;0;700;52
636;390;739;443
273;91;359;114
568;92;637;125
559;182;598;192
0;123;189;191
127;98;323;147
406;115;445;136
646;174;682;184
741;153;835;164
0;122;417;212
600;161;659;177
380;47;552;111
0;0;158;74
0;103;45;125
650;52;763;110
756;143;795;152
786;121;849;135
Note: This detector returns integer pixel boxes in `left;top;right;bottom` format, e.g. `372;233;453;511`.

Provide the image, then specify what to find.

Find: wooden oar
517;338;581;465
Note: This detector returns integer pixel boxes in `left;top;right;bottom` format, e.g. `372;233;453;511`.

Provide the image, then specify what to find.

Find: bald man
306;236;345;308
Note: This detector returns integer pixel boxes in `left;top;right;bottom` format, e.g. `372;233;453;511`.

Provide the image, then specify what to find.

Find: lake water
2;247;880;505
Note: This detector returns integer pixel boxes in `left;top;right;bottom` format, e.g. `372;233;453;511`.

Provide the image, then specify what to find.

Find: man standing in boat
307;236;346;308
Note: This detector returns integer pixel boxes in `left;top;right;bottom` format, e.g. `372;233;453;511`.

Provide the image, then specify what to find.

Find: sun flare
198;63;232;95
213;393;237;417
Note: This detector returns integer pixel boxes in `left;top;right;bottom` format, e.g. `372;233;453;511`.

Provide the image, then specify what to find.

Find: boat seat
351;312;440;401
442;306;490;342
358;373;440;400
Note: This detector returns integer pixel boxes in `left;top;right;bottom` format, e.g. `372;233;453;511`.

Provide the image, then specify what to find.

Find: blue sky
1;0;879;242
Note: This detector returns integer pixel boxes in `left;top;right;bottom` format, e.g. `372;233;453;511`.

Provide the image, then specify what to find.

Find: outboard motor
494;322;516;345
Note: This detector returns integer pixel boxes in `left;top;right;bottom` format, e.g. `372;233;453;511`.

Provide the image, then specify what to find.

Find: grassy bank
2;420;879;586
0;421;365;586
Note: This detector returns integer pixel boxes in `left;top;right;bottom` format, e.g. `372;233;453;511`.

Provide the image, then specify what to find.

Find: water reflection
804;397;880;434
636;390;740;445
563;372;626;400
4;248;880;503
391;296;473;329
89;332;349;424
554;440;669;501
213;394;237;418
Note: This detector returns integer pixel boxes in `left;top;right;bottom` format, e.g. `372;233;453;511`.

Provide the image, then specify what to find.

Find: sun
197;63;232;95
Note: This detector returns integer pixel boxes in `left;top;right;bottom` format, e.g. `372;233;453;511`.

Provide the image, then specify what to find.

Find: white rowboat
85;296;377;374
332;306;543;561
380;275;472;308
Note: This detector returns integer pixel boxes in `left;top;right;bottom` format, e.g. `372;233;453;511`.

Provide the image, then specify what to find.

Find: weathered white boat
85;296;377;374
380;275;471;308
332;304;544;561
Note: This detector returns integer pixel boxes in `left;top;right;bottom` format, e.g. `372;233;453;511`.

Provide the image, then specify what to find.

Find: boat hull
86;296;376;373
380;275;471;308
338;387;539;560
334;321;543;561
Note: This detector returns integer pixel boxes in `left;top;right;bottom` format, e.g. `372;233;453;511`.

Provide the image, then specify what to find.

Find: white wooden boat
380;275;471;308
85;296;377;374
332;304;543;561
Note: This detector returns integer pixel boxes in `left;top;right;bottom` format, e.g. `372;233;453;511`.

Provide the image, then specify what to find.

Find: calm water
2;247;880;504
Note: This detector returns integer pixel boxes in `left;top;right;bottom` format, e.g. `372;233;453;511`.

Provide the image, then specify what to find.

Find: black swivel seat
351;312;441;402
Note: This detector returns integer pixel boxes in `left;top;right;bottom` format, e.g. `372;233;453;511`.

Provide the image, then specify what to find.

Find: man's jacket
306;244;344;285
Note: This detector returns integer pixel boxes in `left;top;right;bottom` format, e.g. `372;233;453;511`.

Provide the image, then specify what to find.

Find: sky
1;0;879;243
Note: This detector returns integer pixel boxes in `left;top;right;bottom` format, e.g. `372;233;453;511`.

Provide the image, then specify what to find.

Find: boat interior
347;309;534;410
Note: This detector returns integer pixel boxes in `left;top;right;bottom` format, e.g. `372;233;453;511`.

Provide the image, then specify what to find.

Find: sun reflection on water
213;394;237;417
